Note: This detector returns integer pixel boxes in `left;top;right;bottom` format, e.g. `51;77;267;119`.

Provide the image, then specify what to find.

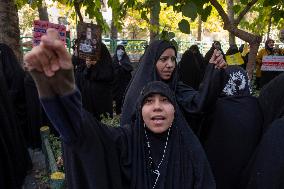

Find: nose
153;100;162;111
166;57;175;68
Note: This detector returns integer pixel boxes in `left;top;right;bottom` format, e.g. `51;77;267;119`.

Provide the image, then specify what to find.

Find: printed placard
261;55;284;71
225;52;244;65
33;20;66;47
77;22;102;62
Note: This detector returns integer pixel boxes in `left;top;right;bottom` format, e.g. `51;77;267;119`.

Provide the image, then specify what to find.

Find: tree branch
235;0;258;25
74;1;83;22
209;0;230;25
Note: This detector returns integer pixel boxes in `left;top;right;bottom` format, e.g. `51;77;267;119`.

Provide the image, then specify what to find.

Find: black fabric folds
204;41;225;65
49;81;215;189
240;117;284;189
121;40;177;125
200;66;263;189
76;43;114;120
112;45;133;114
121;40;223;132
239;72;284;188
178;49;203;90
258;72;284;131
0;43;32;188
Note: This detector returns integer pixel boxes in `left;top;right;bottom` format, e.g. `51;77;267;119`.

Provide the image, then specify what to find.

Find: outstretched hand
209;49;227;69
24;28;72;77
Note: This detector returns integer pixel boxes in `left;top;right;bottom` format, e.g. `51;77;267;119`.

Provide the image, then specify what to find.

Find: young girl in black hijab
121;40;227;133
112;45;133;115
24;29;216;189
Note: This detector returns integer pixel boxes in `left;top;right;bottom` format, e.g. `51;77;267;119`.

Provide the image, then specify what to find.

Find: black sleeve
176;64;223;115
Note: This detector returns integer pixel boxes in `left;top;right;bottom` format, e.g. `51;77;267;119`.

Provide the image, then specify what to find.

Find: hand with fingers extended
209;49;227;69
24;28;75;97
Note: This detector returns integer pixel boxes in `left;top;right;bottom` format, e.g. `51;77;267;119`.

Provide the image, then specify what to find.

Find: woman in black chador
112;45;133;115
240;72;284;189
178;45;205;90
204;41;225;65
74;42;114;120
200;66;263;189
0;43;32;188
120;40;227;134
24;29;216;189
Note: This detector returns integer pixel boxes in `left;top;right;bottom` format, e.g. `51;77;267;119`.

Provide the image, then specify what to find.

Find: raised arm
24;28;80;143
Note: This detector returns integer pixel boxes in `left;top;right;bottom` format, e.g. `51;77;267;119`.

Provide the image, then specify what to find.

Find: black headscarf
264;38;274;52
221;65;251;97
121;81;216;189
204;41;225;65
58;81;215;189
258;72;284;131
112;45;133;114
121;40;177;125
200;66;262;189
226;44;239;56
178;49;203;90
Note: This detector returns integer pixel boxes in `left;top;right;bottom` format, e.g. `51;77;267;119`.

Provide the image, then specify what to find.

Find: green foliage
181;2;197;20
199;5;212;22
156;30;178;51
240;0;249;4
178;19;191;34
49;134;62;162
263;0;279;7
100;114;120;127
233;5;241;14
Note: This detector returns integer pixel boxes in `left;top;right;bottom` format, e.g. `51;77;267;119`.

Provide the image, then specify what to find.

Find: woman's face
156;48;176;81
142;93;175;134
267;40;274;49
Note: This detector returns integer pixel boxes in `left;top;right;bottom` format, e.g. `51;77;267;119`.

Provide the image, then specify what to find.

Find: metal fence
20;36;284;62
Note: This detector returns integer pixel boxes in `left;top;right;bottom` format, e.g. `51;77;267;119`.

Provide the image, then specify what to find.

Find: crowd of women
1;28;284;189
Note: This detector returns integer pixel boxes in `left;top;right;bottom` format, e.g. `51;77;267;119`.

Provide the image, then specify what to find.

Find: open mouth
151;116;166;125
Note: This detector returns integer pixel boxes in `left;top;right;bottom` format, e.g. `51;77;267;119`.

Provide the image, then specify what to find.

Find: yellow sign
226;52;244;65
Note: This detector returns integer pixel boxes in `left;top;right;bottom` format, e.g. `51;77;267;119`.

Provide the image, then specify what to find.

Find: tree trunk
227;0;236;45
74;1;83;23
110;15;118;40
150;0;160;43
37;0;49;21
209;0;261;79
0;0;22;62
247;42;260;80
197;15;202;41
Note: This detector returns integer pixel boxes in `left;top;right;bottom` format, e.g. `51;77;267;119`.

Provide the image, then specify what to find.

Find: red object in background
33;20;66;47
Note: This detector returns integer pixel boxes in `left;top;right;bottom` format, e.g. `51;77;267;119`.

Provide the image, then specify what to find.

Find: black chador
200;66;263;189
40;81;216;189
0;43;32;188
74;43;114;120
204;41;225;65
178;49;203;90
121;40;223;134
240;72;284;189
112;45;133;115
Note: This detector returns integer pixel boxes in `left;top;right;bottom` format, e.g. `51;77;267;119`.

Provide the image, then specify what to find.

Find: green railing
40;126;65;189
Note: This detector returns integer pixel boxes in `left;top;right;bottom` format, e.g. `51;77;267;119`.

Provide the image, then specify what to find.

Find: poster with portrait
77;22;102;62
33;20;66;47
